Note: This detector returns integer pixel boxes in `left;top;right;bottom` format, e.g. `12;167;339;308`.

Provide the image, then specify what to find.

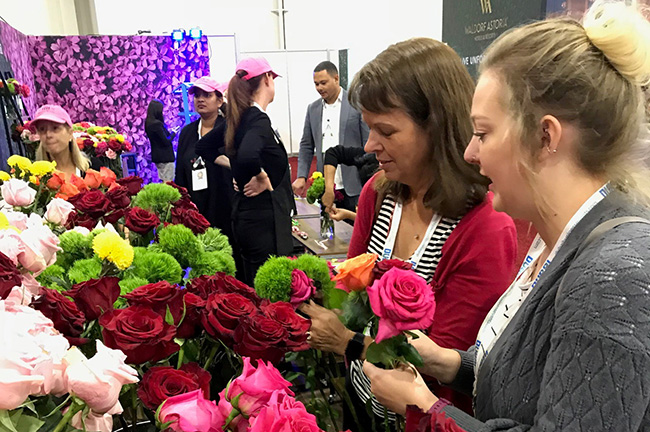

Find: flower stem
203;345;219;370
51;400;84;432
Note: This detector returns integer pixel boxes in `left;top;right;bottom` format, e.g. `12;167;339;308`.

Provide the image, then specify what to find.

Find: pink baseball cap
189;76;228;96
32;104;73;127
236;57;280;81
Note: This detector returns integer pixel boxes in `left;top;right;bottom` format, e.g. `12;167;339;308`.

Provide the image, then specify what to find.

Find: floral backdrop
30;35;210;183
0;22;37;117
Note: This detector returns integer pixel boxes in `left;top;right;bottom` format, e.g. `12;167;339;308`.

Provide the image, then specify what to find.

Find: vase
320;207;334;240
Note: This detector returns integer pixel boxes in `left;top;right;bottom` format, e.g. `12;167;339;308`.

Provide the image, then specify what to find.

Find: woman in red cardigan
300;38;517;431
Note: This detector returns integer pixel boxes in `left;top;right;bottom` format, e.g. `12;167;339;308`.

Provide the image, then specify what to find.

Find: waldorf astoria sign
442;0;546;78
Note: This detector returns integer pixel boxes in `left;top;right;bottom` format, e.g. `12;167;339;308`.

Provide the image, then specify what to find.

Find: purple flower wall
0;21;37;117
30;35;210;183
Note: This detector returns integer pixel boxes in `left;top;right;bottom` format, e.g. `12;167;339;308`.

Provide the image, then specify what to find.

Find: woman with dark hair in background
225;57;294;286
175;77;230;231
144;100;176;182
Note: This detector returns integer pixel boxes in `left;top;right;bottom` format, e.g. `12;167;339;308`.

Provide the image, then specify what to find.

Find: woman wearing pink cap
175;76;231;229
225;57;294;286
33;104;90;176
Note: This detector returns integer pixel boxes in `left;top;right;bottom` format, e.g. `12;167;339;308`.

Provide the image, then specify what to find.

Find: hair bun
583;0;650;86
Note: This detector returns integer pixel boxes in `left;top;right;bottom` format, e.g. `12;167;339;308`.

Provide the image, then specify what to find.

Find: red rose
214;272;261;304
202;293;257;346
166;181;189;198
75;212;98;230
137;362;211;409
122;281;184;323
233;314;288;364
108;139;122;151
173;195;199;211
125;207;160;234
171;207;210;235
69;189;110;218
0;252;21;299
65;277;120;321
185;275;218;300
372;259;413;283
116;176;143;196
103;208;126;225
99;305;179;365
105;185;131;210
31;288;87;345
176;293;206;339
260;302;310;351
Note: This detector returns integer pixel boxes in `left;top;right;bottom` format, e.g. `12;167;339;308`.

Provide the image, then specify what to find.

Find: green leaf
0;410;19;432
341;292;373;332
400;343;424;367
13;414;44;432
325;287;348;310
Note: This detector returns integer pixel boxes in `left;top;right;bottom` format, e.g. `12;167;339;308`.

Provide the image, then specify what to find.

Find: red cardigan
349;174;518;414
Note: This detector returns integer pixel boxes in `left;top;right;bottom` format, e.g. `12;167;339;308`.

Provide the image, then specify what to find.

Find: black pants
233;208;276;286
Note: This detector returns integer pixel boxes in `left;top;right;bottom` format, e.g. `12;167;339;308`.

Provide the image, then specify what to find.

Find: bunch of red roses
187;273;311;364
166;181;211;234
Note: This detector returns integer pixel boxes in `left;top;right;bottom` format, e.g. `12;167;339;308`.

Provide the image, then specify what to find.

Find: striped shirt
350;193;460;422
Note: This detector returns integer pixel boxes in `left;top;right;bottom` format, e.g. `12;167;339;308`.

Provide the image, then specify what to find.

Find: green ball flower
132;183;181;215
189;250;236;279
68;258;102;284
198;227;233;256
115;277;150;308
158;224;203;269
56;231;93;268
295;254;335;292
36;264;67;292
306;177;325;204
254;256;294;302
130;249;183;284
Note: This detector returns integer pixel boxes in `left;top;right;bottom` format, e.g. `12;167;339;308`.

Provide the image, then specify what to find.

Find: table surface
293;198;353;259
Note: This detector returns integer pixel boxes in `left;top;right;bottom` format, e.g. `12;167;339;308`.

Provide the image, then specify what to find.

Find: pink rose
0;301;70;408
4;274;42;306
105;149;117;160
65;340;139;414
289;269;316;307
45;198;75;225
249;391;321;432
3;210;28;230
0;229;22;265
20;225;60;274
367;268;436;343
1;179;36;207
70;410;113;432
222;357;293;418
158;390;224;432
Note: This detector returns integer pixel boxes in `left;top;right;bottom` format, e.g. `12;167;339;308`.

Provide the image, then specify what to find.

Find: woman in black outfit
144;100;176;182
175;77;234;238
225;57;294;286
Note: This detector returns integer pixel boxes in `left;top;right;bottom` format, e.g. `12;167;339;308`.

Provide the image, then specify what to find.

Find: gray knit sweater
442;192;650;431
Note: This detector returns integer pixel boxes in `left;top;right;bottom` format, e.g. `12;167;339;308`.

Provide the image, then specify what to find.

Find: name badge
192;157;208;191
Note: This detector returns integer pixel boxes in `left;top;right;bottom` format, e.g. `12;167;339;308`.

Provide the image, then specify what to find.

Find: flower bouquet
73;121;133;177
333;253;434;369
11;120;40;160
306;172;334;240
0;78;30;97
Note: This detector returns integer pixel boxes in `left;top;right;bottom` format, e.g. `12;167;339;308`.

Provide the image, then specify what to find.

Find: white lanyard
197;119;203;139
382;200;442;270
474;183;610;382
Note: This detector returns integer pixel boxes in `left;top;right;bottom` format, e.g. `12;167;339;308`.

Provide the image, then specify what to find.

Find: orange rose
99;167;117;188
70;174;89;192
333;253;378;292
83;169;103;189
47;171;66;190
59;182;80;199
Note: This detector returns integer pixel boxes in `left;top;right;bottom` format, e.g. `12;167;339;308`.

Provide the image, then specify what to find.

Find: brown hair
480;1;650;206
225;71;265;157
348;38;488;218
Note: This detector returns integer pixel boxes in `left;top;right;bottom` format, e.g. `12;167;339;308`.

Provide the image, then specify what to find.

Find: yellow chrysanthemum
92;231;134;270
0;212;9;229
29;160;57;177
116;134;125;143
0;171;10;181
311;171;323;180
7;155;32;171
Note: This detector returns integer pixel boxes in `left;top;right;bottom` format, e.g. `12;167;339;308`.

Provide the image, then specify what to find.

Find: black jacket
176;116;233;236
145;120;175;163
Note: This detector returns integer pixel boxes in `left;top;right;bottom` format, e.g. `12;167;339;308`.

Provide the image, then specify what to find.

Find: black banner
442;0;547;78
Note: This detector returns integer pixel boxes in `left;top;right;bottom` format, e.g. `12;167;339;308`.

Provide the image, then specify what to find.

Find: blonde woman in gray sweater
363;1;650;431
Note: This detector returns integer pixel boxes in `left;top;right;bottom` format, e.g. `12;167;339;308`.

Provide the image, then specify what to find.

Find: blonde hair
35;129;90;172
480;0;650;207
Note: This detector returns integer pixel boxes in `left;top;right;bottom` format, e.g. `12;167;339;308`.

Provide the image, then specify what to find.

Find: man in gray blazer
292;61;369;211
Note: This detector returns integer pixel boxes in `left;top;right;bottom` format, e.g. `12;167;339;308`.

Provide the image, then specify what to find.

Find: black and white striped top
350;193;460;422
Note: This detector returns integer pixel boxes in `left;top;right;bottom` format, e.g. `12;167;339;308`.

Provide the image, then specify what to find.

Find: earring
546;147;557;154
